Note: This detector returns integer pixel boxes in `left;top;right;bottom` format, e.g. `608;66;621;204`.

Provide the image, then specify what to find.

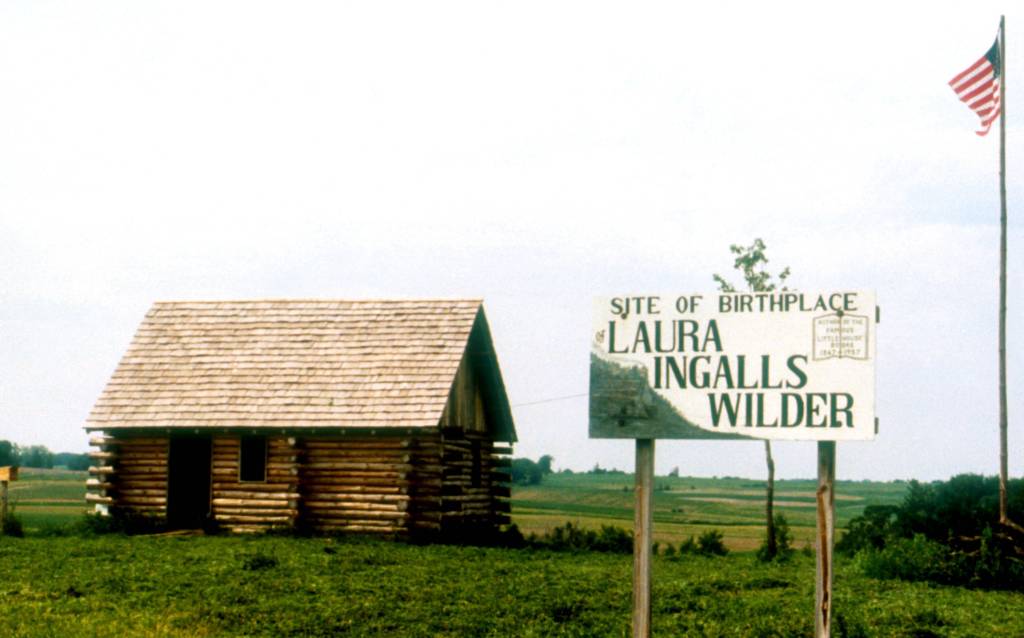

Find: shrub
756;513;794;562
841;475;1024;588
529;522;632;554
854;534;953;584
2;513;24;537
678;535;698;555
697;530;728;556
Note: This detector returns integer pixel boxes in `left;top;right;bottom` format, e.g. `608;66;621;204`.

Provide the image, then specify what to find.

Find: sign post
632;439;654;638
815;442;836;638
589;292;876;637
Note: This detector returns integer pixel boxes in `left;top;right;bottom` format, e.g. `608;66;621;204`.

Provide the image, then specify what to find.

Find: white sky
1;2;1021;480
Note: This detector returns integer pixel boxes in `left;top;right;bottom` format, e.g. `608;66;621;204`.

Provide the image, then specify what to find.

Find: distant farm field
511;472;907;551
9;468;908;550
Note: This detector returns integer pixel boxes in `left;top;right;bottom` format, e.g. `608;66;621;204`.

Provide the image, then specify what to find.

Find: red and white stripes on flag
949;37;1002;136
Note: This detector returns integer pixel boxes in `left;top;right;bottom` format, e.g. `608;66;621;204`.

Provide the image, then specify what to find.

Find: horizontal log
302;476;413;487
303;439;411;450
308;511;408;522
211;482;296;492
214;507;299;517
266;461;300;470
86;479;115;490
89;466;115;475
312;524;403;534
85;493;114;505
214;514;293;524
224;524;273;533
304;461;412;472
88;451;117;461
118;496;167;506
304;501;408;513
303;493;409;504
303;484;407;495
213;490;299;500
89;435;115;446
302;470;408;480
114;437;168;445
213;498;297;508
492;446;513;456
118;489;168;497
116;479;167;489
117;463;167;472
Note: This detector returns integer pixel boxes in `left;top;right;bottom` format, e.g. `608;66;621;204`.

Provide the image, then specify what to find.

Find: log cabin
84;299;516;538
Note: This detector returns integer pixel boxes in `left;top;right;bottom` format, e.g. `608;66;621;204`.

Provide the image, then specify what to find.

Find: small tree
537;455;554;475
714;238;790;561
0;440;17;466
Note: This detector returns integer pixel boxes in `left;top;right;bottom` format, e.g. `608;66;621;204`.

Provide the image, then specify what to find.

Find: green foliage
756;513;793;562
836;504;898;554
18;445;54;469
697;529;728;556
510;456;554;486
529;522;633;554
854;534;954;583
712;238;790;294
1;535;1024;636
0;440;16;466
53;452;91;471
3;512;24;537
841;475;1024;588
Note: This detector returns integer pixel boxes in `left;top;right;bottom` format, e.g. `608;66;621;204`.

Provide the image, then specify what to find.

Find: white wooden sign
590;291;876;441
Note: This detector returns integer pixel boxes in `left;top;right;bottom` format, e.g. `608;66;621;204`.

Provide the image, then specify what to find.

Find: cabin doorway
167;436;212;529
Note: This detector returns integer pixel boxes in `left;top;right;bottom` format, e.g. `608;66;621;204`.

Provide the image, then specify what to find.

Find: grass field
2;534;1023;637
3;468;1022;636
5;468;90;533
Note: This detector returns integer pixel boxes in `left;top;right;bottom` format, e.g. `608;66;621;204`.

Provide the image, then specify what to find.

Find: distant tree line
510;455;554;486
0;440;90;470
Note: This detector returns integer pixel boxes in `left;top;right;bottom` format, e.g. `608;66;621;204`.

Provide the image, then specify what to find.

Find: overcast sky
1;2;1021;481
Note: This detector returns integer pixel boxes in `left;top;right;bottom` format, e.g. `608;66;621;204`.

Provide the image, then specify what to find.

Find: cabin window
239;436;267;482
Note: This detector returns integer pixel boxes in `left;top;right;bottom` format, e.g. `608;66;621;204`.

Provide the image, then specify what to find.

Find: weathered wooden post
815;442;836;638
633;439;654;638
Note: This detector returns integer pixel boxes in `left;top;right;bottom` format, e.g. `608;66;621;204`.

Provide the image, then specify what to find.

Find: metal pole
632;439;654;638
815;442;836;638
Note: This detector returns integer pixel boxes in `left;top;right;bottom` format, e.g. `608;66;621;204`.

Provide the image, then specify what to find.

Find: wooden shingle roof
85;299;513;436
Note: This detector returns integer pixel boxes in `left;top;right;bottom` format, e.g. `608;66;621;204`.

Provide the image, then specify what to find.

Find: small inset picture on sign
812;313;869;361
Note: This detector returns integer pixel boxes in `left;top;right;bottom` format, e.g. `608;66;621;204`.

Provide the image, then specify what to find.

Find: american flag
949;37;1002;136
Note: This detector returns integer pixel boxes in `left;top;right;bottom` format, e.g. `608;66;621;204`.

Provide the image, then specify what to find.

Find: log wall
210;435;300;533
88;429;511;539
438;429;511;532
87;434;169;517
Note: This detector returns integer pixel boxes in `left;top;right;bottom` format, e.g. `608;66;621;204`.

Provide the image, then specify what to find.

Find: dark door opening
167;436;212;529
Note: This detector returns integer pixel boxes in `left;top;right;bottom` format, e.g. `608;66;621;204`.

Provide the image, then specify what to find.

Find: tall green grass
0;534;1021;637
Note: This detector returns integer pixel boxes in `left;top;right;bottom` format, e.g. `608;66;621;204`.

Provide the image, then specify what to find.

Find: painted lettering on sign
589;292;876;441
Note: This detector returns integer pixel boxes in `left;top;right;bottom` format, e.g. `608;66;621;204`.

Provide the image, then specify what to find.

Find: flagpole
997;14;1012;527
